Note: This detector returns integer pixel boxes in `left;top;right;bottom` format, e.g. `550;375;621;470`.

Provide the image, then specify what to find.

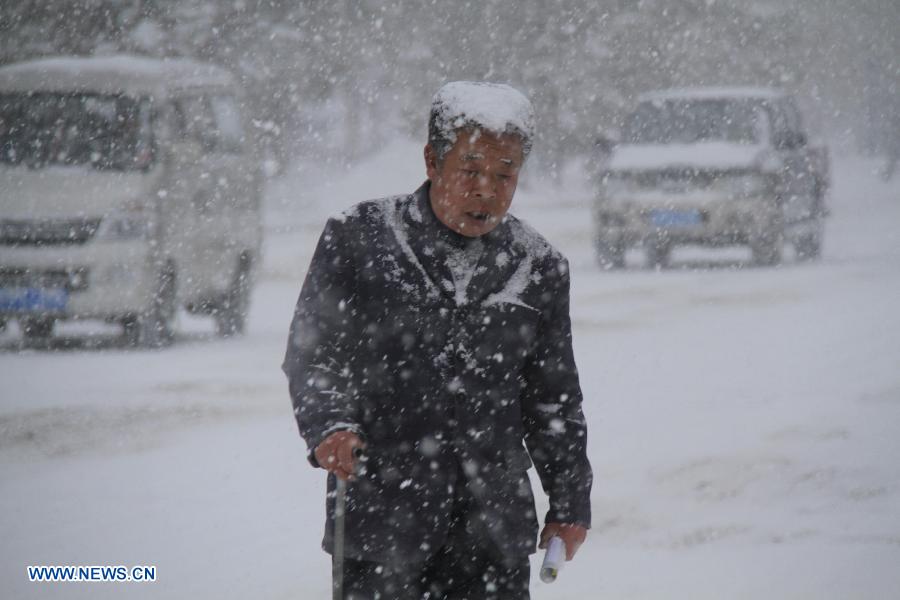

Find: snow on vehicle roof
638;87;786;103
431;81;535;148
608;141;766;172
0;54;235;97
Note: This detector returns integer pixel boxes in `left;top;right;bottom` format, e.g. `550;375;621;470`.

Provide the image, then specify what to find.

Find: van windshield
622;99;762;145
0;92;154;170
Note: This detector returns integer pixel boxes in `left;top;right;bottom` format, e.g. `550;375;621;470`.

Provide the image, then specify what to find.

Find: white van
0;55;263;346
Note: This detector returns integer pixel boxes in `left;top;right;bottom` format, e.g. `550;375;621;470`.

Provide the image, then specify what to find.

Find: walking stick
332;447;364;600
333;477;347;600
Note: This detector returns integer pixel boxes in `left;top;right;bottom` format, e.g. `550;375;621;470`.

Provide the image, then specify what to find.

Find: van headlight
95;210;153;241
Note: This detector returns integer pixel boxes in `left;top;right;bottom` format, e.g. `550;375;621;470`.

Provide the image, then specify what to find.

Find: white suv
595;88;829;268
0;55;263;345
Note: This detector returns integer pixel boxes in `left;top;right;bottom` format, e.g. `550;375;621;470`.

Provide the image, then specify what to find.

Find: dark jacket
282;182;592;566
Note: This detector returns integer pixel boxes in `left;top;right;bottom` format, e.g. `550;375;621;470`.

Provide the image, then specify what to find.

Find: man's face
425;129;524;238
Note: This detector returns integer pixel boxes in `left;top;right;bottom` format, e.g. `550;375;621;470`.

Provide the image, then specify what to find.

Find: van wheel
215;254;252;337
22;317;55;341
123;265;176;348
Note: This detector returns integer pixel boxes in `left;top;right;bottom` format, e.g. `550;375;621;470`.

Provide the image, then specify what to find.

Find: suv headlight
715;174;770;198
601;173;639;198
95;210;153;241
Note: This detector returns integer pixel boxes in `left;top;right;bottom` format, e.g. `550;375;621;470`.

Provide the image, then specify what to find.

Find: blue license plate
649;209;703;227
0;287;68;312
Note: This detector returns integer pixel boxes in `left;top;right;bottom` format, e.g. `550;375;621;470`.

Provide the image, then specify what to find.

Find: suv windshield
623;99;762;145
0;92;154;170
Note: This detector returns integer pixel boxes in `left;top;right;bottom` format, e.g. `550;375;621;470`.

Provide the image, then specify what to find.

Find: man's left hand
539;522;587;561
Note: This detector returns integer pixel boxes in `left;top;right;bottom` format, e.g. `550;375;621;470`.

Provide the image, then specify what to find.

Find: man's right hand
314;430;365;481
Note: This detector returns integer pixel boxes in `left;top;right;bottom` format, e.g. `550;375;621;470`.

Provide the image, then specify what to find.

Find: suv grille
0;267;89;291
0;218;101;246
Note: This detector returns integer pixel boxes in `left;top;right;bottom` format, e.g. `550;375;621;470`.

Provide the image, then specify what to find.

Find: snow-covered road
2;144;899;599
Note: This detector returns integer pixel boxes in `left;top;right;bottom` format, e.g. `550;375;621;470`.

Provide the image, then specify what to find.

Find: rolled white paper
539;536;566;583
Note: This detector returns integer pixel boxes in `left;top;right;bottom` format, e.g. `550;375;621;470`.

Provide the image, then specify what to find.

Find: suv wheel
645;240;671;269
595;238;625;270
751;217;784;266
22;316;55;341
123;265;176;348
214;253;252;337
794;220;823;261
751;233;783;266
795;234;821;261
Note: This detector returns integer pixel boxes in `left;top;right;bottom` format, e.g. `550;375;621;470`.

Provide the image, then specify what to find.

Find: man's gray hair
428;81;536;162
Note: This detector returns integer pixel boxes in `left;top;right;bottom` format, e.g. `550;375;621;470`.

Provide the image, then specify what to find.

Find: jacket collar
401;181;524;307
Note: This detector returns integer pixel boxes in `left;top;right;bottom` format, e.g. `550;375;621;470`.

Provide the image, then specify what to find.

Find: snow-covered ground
2;142;899;599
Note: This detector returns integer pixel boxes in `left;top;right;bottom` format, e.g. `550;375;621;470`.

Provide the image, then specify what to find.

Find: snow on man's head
428;81;536;162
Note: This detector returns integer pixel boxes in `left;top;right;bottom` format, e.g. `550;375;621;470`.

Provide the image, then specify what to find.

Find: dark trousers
336;472;531;600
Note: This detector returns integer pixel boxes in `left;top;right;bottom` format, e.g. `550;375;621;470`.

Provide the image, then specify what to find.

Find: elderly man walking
283;81;592;599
